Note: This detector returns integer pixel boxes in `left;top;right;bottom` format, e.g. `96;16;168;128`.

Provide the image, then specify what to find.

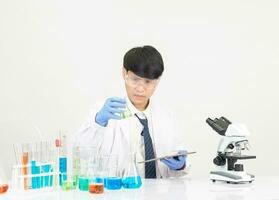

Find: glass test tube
22;143;29;190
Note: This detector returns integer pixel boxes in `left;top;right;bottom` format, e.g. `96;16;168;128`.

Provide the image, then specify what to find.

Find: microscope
206;116;256;184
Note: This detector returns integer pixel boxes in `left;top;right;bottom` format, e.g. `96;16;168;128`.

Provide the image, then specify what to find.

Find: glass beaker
122;153;142;189
101;154;122;190
78;176;89;191
73;146;96;191
88;154;104;194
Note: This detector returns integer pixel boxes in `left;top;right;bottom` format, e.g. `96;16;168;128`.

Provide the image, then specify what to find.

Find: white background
0;0;278;180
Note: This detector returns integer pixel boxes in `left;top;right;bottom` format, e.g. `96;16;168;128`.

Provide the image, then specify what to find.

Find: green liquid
121;108;132;119
61;181;76;190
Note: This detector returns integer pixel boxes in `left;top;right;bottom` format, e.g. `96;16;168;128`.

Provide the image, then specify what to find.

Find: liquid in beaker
89;183;104;194
122;153;142;189
102;154;122;190
74;146;96;191
88;154;104;194
0;184;8;194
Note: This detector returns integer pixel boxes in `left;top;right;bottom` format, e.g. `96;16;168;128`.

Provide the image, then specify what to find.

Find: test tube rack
11;139;61;192
11;162;59;191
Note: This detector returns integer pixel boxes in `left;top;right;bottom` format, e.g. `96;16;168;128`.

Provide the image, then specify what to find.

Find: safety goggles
125;73;159;89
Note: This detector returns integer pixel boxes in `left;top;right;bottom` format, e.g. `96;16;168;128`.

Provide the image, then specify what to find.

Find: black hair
123;45;164;79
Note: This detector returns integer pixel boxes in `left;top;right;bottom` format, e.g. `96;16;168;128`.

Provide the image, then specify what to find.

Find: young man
74;45;188;178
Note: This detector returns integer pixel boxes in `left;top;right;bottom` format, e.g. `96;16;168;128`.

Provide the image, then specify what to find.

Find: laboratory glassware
122;153;142;189
88;154;104;194
102;154;122;190
74;146;96;191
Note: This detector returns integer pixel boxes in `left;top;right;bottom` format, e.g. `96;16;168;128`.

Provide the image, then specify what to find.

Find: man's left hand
160;151;187;170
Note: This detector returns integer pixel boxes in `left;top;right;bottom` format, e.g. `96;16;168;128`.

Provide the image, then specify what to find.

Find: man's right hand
95;97;126;127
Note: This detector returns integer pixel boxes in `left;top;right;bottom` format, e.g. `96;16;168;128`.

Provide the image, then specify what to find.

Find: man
74;45;188;178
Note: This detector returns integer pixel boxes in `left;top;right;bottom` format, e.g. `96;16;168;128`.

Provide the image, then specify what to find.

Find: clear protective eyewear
125;73;159;89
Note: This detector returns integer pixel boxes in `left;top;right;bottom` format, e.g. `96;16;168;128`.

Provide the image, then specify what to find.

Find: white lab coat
74;97;188;178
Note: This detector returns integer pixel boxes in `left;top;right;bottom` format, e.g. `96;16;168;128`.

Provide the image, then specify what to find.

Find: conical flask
122;153;142;189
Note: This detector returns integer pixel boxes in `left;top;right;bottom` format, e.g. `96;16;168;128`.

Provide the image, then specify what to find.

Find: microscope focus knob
213;155;226;166
234;164;244;171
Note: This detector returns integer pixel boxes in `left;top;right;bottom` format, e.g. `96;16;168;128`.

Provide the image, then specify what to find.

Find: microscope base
210;171;255;184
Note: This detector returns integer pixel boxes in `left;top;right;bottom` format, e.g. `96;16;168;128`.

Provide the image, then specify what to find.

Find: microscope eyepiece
206;116;231;136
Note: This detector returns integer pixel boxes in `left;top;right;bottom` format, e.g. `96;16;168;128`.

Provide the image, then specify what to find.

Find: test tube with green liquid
121;106;132;119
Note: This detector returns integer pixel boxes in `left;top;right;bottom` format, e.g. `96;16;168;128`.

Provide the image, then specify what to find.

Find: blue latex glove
95;97;126;127
160;150;187;170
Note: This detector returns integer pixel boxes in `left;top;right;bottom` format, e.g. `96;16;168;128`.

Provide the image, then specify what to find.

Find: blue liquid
78;177;89;191
103;178;107;188
122;176;142;189
36;166;41;188
42;164;51;187
93;177;103;183
106;177;122;190
59;157;67;186
31;161;37;189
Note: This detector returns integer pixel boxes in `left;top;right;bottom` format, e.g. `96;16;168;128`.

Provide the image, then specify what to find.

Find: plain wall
1;0;279;180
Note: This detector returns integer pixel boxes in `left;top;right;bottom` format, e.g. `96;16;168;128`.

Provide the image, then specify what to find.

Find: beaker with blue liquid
102;154;122;190
73;146;96;191
122;153;142;189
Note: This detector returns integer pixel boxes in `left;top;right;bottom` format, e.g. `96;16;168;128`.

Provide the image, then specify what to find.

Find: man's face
122;68;159;109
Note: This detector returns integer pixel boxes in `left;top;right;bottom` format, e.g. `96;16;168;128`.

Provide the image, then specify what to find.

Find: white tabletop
1;177;278;200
